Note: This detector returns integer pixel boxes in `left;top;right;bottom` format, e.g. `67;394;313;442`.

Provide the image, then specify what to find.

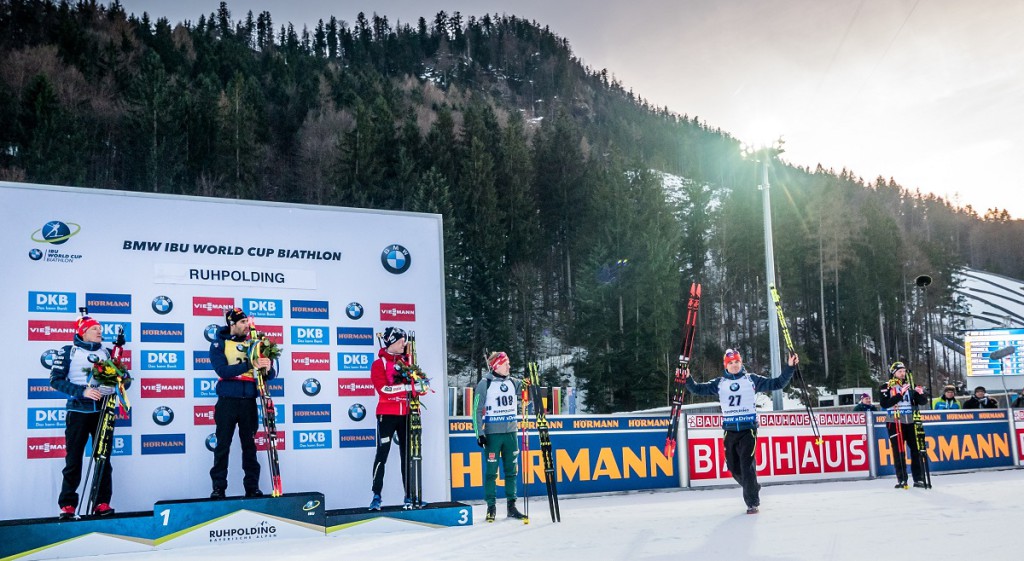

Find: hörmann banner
1;181;448;520
449;415;677;500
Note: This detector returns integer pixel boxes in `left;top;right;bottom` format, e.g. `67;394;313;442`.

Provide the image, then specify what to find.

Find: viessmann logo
379;303;416;321
27;320;76;341
27;436;66;459
194;405;216;425
193;296;235;316
140;378;186;398
255;431;286;451
257;325;284;344
291;352;331;371
338;378;375;397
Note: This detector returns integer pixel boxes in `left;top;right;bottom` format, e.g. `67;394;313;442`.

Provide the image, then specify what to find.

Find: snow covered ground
55;468;1022;561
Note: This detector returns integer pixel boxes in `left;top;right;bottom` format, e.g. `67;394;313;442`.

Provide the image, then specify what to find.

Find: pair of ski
519;362;561;523
890;371;932;490
79;326;128;518
403;331;427;509
249;322;284;497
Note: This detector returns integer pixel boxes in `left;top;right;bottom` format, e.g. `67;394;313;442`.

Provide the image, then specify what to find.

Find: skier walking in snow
686;349;798;514
879;361;928;488
472;351;528;522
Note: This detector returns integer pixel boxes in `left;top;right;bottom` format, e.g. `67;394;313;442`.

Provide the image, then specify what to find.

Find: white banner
1;182;449;520
685;412;871;486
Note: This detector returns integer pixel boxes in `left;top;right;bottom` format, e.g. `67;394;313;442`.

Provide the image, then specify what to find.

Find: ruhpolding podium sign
0;182;449;520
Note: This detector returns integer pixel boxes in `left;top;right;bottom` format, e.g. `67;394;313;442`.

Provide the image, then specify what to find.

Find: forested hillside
3;0;1021;411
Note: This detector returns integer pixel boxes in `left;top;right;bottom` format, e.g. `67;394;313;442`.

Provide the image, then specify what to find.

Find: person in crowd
368;327;427;510
933;385;961;409
686;349;798;514
473;351;528;522
853;393;879;411
963;386;998;409
50;316;131;518
209;308;275;499
1012;389;1024;409
880;362;929;489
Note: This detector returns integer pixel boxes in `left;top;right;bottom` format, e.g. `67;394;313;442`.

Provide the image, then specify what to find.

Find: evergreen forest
3;0;1023;412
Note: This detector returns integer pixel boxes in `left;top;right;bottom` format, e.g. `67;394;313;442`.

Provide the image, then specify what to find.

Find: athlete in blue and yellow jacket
686;349;797;513
208;308;276;499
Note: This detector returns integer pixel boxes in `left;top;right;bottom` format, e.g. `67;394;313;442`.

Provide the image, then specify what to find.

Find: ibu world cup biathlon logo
31;220;81;245
152;295;173;315
381;244;411;274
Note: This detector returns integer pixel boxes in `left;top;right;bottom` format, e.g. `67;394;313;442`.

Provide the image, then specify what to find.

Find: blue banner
871;409;1014;474
449;415;677;501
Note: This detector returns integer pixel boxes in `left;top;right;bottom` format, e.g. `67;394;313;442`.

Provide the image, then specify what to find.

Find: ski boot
58;505;77;521
403;497;415;510
507;501;528;523
894;480;908;490
92;503;114;516
485;504;496;523
746;506;759;515
368;494;382;511
912;481;927;489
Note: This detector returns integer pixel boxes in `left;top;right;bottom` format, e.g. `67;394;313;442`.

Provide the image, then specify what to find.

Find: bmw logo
302;378;322;397
31;220;81;245
729;382;741;392
500;383;508;392
87;353;100;364
381;244;411;274
348;403;367;422
204;324;220;343
28;248;43;260
40;349;58;369
152;295;173;315
205;433;218;452
153;406;174;426
346;301;364;320
236;343;247;352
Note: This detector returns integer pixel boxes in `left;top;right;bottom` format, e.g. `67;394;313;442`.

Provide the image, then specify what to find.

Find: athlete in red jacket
368;327;426;509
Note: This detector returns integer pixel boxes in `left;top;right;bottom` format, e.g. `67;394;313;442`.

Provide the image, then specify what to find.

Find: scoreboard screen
964;329;1024;376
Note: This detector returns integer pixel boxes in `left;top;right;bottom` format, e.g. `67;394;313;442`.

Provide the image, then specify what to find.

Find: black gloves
477;434;487;448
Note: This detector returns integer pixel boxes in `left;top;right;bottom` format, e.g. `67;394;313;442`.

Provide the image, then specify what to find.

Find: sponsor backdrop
2;182;448;520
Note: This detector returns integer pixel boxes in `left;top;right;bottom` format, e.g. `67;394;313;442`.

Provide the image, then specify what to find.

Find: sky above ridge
119;0;1024;219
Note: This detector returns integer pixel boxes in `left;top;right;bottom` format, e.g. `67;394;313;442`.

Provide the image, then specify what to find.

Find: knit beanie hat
76;316;100;337
723;349;742;366
488;351;510;372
